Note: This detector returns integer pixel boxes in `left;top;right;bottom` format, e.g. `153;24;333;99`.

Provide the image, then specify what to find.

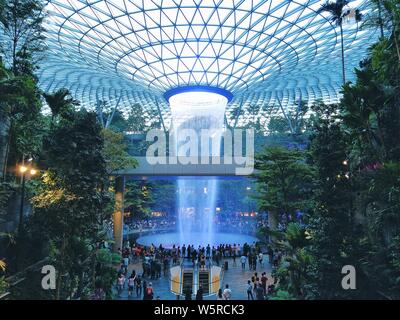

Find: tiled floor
117;257;272;301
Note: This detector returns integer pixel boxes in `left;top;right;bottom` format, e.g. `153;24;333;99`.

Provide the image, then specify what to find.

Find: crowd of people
213;217;260;234
277;211;305;230
123;217;176;234
246;272;276;300
112;239;280;300
122;215;269;236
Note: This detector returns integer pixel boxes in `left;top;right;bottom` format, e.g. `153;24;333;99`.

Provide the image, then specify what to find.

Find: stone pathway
116;257;272;301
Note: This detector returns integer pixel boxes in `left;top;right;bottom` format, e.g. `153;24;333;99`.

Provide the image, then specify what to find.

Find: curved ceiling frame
33;0;377;128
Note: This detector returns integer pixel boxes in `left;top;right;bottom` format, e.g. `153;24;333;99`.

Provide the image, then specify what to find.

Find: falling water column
166;87;231;247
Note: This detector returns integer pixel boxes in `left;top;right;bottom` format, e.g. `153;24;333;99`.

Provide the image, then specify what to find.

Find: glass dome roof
36;0;376;128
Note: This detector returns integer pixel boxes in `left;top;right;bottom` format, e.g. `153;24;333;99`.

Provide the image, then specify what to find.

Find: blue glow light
164;86;233;103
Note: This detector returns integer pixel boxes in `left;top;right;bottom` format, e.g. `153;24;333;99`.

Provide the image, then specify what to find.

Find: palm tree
43;89;78;126
273;223;312;298
379;0;400;62
318;1;362;86
374;0;386;38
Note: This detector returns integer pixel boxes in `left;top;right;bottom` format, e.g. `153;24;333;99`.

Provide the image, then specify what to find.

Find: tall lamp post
15;164;37;271
18;165;37;236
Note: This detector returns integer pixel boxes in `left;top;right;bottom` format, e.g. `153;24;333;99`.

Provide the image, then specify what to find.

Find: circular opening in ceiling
164;86;233;104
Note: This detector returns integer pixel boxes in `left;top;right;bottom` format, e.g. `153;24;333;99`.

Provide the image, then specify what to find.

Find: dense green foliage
255;2;400;299
0;0;140;299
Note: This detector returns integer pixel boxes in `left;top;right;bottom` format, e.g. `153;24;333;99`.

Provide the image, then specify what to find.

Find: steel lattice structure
34;0;377;128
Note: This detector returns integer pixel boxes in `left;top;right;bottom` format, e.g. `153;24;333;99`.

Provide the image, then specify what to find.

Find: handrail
0;292;11;300
0;258;50;300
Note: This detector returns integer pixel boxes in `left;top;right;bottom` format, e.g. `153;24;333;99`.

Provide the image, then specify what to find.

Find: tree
43;89;78;126
337;20;400;297
0;61;40;179
255;147;314;232
272;223;313;299
0;0;45;179
305;102;365;299
318;0;362;85
0;0;45;75
366;0;400;61
125;181;154;219
101;128;137;176
126;103;150;132
148;180;176;215
364;0;386;38
268;116;290;135
32;110;110;299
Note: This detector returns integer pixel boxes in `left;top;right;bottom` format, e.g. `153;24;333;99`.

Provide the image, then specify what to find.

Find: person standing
196;286;203;300
261;273;268;295
135;275;142;298
144;282;154;300
128;273;136;298
248;253;253;270
142;280;147;299
116;273;125;298
258;252;264;268
256;283;264;300
247;280;254;300
217;288;224;300
212;246;216;261
267;246;274;264
123;255;130;273
184;287;192;300
163;255;169;277
182;244;186;259
206;244;211;259
240;254;247;270
223;284;232;300
215;251;220;266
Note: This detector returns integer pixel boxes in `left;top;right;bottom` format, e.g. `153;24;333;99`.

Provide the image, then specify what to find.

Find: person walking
247;280;254;300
